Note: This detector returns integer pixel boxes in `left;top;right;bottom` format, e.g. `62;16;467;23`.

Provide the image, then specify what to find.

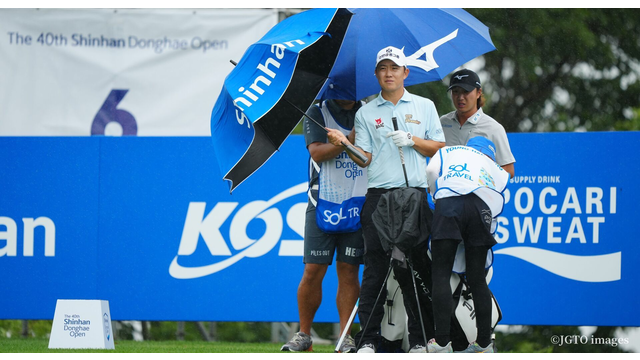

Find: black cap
448;69;481;92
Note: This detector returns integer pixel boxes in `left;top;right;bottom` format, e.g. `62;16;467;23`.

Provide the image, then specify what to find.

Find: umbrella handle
341;142;369;165
283;98;369;164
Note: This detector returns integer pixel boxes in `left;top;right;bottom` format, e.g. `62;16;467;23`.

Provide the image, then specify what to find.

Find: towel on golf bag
372;187;432;254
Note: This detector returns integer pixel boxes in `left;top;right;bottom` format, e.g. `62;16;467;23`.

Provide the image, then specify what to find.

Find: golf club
408;259;429;348
391;117;410;187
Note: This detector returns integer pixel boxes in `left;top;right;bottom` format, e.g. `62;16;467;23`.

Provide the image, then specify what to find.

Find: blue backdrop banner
0;132;638;326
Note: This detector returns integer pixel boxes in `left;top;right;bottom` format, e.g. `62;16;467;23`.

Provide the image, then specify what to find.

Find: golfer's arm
412;137;445;158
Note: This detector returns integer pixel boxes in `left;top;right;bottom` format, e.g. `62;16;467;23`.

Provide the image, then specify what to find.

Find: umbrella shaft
284;98;368;164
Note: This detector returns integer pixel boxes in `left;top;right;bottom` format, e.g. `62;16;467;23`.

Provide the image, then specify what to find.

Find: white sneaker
357;343;376;353
408;344;426;353
427;338;453;353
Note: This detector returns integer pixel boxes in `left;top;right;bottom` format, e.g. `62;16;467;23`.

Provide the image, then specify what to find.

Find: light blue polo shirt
354;89;445;189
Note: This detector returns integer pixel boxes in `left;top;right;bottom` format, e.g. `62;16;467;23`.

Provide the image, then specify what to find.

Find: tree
410;9;640;133
472;8;640;132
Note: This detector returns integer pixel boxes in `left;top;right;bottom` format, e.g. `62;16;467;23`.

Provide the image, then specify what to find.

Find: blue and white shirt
426;145;510;218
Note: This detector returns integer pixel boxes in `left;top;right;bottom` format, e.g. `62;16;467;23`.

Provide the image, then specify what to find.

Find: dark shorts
431;193;496;248
304;201;364;265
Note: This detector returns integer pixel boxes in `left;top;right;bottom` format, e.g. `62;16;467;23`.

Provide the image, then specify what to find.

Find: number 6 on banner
91;89;138;135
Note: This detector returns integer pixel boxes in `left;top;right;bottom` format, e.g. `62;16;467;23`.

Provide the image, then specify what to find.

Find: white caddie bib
433;145;509;219
314;102;368;233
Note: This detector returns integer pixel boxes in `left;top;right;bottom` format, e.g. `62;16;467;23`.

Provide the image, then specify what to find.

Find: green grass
0;338;337;353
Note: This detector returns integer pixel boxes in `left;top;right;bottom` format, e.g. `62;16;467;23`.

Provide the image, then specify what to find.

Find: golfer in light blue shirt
327;45;445;353
354;89;445;189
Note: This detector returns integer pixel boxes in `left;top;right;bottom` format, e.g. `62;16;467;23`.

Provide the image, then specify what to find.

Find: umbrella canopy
372;188;432;254
210;8;351;192
319;8;496;101
210;8;495;192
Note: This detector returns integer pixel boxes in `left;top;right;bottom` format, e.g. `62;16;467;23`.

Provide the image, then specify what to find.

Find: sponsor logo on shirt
374;118;385;129
404;114;420;125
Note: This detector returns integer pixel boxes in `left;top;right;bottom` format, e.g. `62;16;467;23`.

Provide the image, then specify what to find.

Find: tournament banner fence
1;132;638;326
0;8;278;136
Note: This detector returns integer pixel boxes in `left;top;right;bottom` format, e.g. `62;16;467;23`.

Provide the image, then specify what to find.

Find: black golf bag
371;187;502;352
377;254;502;352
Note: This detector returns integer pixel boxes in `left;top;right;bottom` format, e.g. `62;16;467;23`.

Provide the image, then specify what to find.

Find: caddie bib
433;145;509;219
314;102;367;233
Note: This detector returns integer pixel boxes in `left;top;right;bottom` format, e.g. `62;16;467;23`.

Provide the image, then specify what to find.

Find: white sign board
48;299;115;349
0;8;278;136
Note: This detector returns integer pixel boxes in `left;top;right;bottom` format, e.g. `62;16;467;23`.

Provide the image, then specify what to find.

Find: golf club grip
391;117;406;164
397;145;406;164
342;142;369;164
391;117;410;187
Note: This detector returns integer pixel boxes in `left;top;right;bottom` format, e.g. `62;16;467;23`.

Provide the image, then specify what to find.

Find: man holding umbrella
327;46;446;353
281;99;365;353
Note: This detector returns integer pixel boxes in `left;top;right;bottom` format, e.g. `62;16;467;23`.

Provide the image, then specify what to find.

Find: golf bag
449;268;502;352
379;269;409;352
374;254;502;352
357;187;432;351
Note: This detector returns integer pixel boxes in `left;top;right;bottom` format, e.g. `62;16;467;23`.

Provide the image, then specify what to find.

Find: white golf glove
386;130;415;147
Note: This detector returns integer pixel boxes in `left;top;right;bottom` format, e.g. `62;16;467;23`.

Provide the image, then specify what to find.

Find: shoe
281;332;313;352
408;344;426;353
427;338;453;353
458;342;494;353
338;334;357;353
357;343;376;353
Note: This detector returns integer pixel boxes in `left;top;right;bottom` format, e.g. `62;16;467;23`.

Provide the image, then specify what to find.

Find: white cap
376;46;407;67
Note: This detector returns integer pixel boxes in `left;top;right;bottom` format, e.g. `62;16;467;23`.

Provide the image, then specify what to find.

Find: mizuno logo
404;29;459;73
454;74;469;80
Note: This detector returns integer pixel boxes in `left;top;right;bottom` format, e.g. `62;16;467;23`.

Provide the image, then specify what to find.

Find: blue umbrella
211;8;495;192
211;8;352;193
319;8;495;101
